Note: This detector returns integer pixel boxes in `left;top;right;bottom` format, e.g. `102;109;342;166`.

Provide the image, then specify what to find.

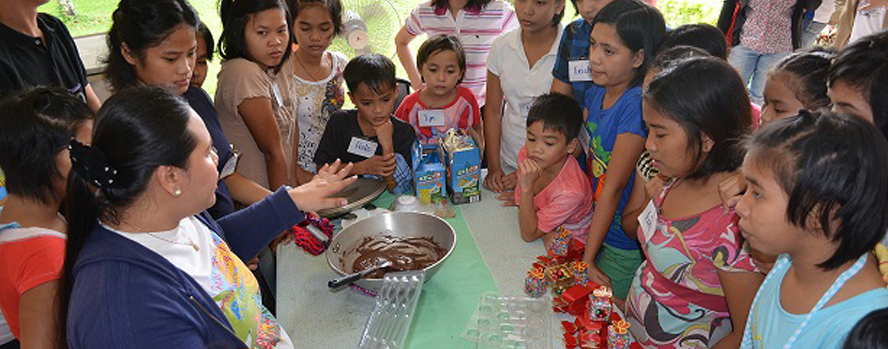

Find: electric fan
330;0;403;59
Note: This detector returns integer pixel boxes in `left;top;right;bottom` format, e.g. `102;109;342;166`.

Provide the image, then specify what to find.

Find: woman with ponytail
59;87;355;349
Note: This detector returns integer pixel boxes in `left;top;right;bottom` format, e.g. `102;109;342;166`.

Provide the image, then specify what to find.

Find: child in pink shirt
498;93;593;245
395;35;482;145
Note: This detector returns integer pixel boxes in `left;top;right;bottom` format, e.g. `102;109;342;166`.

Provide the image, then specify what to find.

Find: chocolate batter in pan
350;235;447;278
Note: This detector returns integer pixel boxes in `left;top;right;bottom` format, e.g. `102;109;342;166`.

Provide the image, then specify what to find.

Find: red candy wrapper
290;213;333;255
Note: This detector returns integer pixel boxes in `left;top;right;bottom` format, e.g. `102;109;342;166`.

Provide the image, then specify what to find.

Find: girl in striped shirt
394;0;517;107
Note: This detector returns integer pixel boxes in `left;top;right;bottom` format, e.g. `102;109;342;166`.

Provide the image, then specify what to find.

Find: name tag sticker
271;83;284;109
568;60;593;82
418;109;446;127
347;137;378;158
639;200;658;242
220;150;239;178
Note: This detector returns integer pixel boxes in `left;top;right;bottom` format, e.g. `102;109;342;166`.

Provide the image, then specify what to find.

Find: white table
276;182;555;348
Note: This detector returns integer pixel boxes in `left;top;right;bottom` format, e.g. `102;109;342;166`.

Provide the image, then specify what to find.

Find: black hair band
69;139;118;189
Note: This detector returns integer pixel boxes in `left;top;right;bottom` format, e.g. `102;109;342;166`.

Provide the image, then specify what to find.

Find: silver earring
174;188;182;197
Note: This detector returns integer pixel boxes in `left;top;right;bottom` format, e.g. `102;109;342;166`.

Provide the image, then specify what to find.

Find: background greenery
39;0;723;100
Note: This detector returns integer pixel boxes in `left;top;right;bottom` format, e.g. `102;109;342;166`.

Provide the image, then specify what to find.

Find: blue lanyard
741;253;869;349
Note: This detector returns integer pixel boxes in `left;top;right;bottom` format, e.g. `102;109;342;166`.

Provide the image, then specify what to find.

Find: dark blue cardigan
66;187;304;348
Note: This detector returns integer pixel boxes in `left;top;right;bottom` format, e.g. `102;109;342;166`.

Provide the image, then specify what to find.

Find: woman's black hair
0;88;92;205
828;31;888;140
649;45;710;73
197;21;215;62
645;57;751;180
843;308;888;349
592;1;666;87
57;86;197;347
430;0;492;12
416;34;467;84
289;0;343;36
745;111;888;270
104;0;199;91
771;48;834;112
656;23;727;60
526;92;584;141
219;0;294;73
550;0;566;26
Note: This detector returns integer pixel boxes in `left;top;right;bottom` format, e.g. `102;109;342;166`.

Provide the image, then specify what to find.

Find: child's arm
621;173;666;238
482;71;516;192
582;134;646;280
395;26;423;91
375;120;397;191
18;281;58;349
225;173;273;206
238;97;289;189
620;171;648;237
517;159;547;242
352;155;396;177
467;89;485;156
710;269;764;349
551;79;574;97
470;124;485;157
550;25;574;98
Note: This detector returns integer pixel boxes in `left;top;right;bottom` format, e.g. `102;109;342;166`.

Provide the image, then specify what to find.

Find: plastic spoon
328;260;392;289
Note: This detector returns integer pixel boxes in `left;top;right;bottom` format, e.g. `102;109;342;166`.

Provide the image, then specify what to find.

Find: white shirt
487;25;563;169
849;2;887;43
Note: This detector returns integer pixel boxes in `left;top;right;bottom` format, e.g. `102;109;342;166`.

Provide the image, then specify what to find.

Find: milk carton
438;129;481;204
411;140;446;204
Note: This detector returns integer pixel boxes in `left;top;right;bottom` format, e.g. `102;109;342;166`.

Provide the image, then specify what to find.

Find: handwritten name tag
347;137;378;158
418;109;446;127
568;60;593;82
639;200;658;242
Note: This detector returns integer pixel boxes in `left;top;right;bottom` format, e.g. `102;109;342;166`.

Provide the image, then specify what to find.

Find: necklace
296;51;322;82
119;220;200;252
147;232;201;252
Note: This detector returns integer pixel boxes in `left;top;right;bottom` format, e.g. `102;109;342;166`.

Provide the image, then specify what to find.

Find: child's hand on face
645;174;667;201
718;173;746;212
518;158;542;191
357;154;397;177
374;119;394;152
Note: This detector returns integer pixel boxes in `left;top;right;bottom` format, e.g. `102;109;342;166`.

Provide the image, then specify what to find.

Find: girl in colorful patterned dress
625;57;764;349
289;0;347;184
